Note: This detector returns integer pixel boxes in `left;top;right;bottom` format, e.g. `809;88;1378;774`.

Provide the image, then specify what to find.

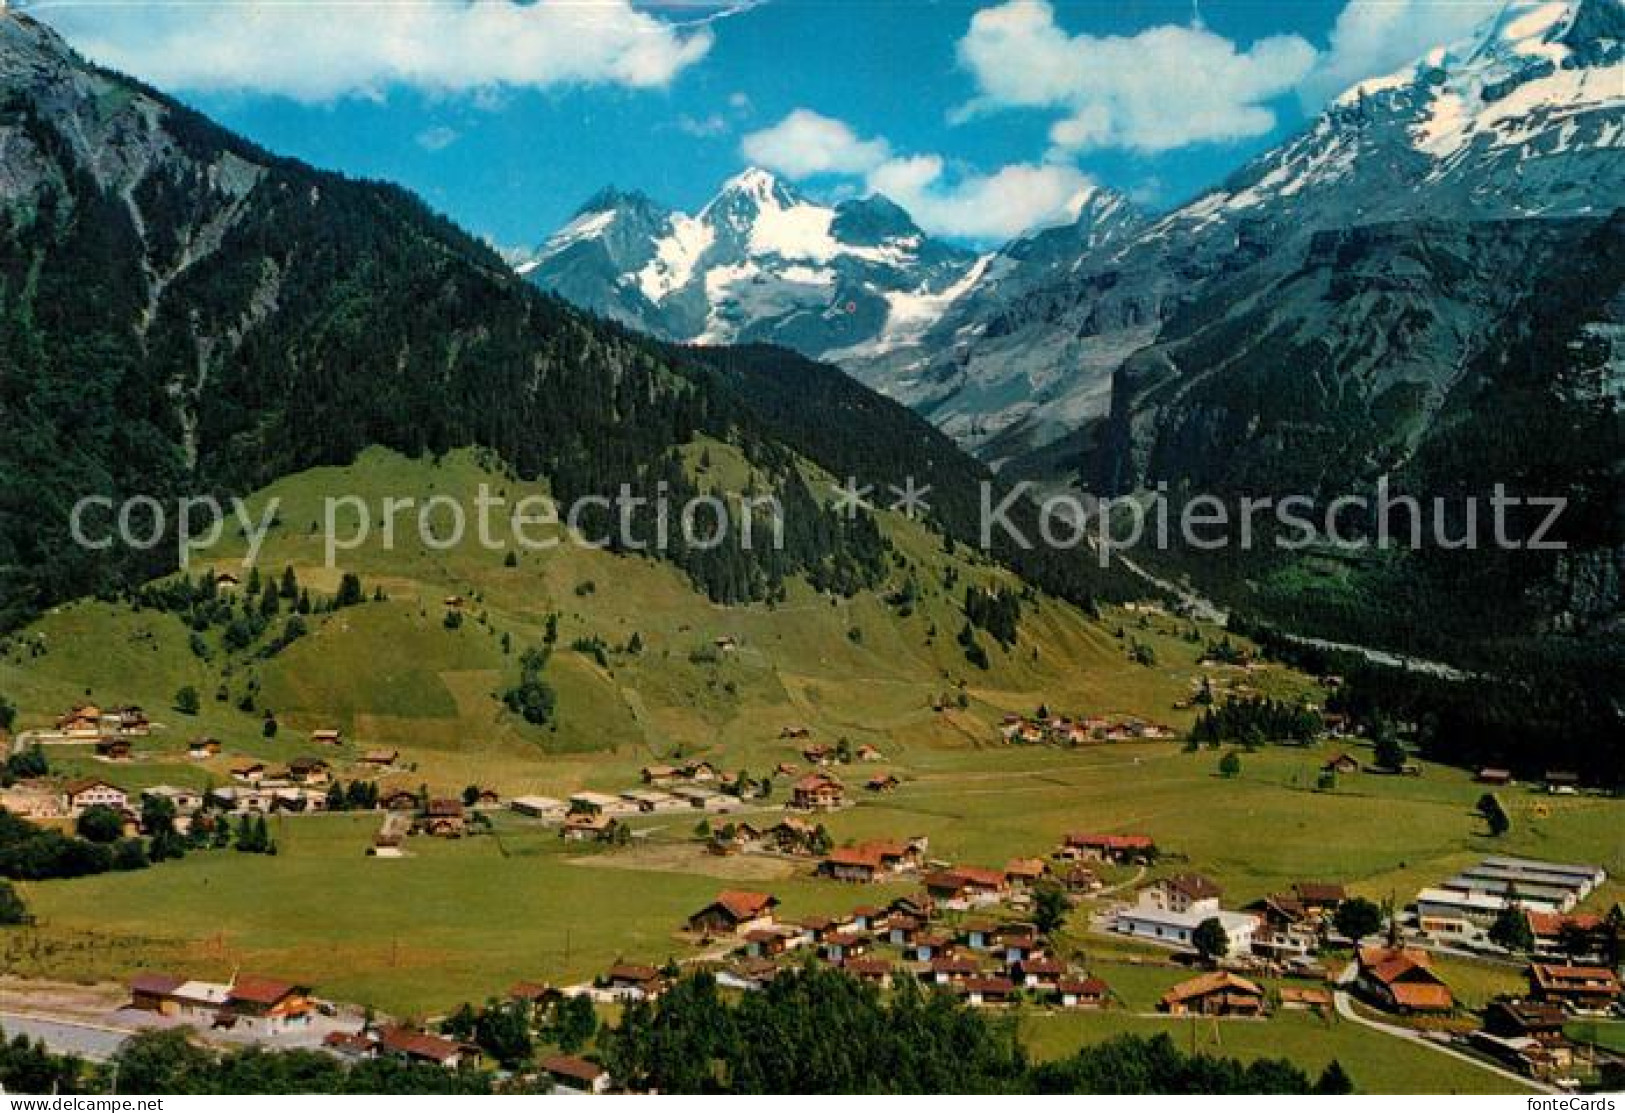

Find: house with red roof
1528;963;1622;1012
1061;832;1157;864
922;867;1008;908
961;976;1016;1007
1056;977;1110;1009
790;773;845;811
540;1054;611;1094
378;1026;474;1068
818;845;886;883
1356;946;1454;1014
686;890;780;936
225;975;316;1034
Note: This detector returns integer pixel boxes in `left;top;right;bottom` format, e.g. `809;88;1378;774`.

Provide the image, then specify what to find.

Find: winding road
1329;964;1553;1094
1114;555;1473;680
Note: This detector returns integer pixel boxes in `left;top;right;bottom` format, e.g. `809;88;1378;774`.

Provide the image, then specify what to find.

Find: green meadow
1;448;1617;1095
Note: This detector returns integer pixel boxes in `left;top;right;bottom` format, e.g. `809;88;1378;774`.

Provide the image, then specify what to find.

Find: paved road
0;1012;135;1062
1328;987;1554;1094
1114;554;1473;679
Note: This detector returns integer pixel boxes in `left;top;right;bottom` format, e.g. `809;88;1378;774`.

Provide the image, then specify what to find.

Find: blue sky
31;0;1504;245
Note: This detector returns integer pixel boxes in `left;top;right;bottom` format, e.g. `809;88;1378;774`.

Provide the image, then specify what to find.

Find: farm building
1004;858;1048;888
569;791;627;816
819;846;885;883
510;795;567;819
129;973;187;1013
1158;972;1266;1017
561;813;621;842
127;973;315;1035
602;964;665;1001
378;1027;473;1068
55;704;104;738
95;737;131;761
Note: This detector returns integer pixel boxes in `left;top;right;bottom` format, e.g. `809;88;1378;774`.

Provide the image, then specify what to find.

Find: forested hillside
0;13;1118;630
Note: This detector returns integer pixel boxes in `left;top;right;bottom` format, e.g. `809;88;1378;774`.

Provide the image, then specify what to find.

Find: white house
1110;881;1258;957
62;778;127;816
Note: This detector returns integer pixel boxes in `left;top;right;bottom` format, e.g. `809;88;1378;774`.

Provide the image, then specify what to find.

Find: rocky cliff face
908;0;1625;469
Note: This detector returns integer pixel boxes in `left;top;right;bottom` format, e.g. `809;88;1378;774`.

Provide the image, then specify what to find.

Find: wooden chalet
378;1026;473;1068
420;798;466;838
539;1054;610;1094
1056;977;1110;1008
1527;963;1622;1011
187;737;222;758
603;963;665;1000
1061;832;1157;864
561;813;620;842
686;890;780;936
1357;946;1454;1013
1158;972;1266;1017
961;976;1016;1007
791;772;845;811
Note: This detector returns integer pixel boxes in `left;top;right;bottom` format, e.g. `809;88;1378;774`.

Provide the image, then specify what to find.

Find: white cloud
956;0;1317;153
740;109;892;178
869;156;1096;241
415;124;460;152
742;109;1094;241
1299;0;1503;107
41;0;714;102
677;112;731;138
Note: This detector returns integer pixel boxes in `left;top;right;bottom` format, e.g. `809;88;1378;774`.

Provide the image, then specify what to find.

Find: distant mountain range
515;168;984;358
526;2;1623;467
522;0;1624;647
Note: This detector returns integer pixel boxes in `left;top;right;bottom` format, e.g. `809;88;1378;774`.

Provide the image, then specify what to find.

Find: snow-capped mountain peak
519;169;990;358
708;165;801;211
1332;0;1625;164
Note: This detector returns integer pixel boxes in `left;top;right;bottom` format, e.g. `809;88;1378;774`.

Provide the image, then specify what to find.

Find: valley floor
0;450;1617;1095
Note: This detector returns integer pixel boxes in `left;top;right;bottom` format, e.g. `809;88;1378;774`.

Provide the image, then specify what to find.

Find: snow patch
539;208;616;259
636;213;714;303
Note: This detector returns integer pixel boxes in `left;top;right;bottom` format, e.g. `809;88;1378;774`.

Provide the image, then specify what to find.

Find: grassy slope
2;445;1225;794
1;448;1616;1092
